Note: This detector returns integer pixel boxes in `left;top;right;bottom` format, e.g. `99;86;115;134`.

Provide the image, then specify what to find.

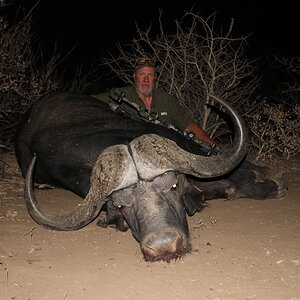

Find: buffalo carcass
15;91;248;262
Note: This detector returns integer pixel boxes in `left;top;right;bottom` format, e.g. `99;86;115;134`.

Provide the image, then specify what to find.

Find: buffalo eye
171;183;177;190
115;204;128;211
112;203;123;209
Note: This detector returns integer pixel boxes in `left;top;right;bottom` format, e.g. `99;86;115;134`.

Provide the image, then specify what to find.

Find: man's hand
185;122;217;145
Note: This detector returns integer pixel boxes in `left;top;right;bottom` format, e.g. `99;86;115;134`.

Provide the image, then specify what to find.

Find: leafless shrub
246;54;300;161
102;10;259;143
246;92;300;161
0;2;60;148
246;101;300;162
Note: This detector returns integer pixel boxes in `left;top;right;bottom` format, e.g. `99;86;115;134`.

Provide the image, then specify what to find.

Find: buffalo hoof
260;169;288;198
140;230;191;263
269;171;288;198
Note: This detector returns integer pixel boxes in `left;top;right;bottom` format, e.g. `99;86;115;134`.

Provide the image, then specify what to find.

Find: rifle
109;88;223;157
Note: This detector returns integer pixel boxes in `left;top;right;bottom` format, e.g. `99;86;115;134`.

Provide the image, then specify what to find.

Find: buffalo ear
182;183;206;216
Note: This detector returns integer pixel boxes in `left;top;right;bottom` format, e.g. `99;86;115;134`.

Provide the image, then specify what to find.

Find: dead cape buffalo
15;91;285;262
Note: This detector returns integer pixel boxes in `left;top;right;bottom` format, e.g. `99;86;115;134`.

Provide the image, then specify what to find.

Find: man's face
134;66;157;96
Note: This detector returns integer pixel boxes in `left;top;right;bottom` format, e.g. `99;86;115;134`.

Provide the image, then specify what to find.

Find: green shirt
92;86;192;131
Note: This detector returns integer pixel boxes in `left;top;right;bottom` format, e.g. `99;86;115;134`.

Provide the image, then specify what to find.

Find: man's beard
136;87;153;96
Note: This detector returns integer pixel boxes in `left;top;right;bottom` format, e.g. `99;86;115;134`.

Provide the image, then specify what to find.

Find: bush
246;100;300;161
0;1;60;148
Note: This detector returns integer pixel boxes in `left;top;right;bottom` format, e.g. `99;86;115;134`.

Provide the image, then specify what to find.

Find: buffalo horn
130;95;248;180
25;145;138;231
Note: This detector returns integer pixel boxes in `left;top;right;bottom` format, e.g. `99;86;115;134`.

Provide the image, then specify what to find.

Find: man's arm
185;122;217;145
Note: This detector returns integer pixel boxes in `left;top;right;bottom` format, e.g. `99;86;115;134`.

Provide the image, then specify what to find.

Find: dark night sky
6;0;300;71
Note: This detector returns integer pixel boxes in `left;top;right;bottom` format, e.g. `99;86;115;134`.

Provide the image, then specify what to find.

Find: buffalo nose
141;231;190;262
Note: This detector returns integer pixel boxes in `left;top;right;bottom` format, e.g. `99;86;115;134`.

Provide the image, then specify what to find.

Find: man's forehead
135;66;156;74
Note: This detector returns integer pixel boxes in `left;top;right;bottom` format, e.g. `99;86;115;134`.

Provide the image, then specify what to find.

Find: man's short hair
135;56;157;71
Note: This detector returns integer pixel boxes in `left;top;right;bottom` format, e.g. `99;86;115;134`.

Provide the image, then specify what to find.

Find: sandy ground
0;151;300;300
